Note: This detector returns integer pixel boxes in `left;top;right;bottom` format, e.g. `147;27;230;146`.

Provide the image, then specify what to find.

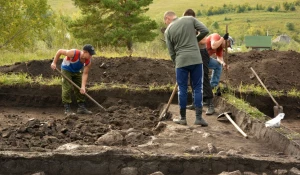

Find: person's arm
211;37;224;50
216;48;228;69
199;37;207;45
51;49;75;70
80;62;91;94
211;33;229;50
194;19;209;42
165;31;176;62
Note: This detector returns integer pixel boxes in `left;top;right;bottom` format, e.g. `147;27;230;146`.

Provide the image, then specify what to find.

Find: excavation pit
0;51;300;174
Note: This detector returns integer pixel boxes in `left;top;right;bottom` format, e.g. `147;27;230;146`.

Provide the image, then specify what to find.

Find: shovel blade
273;106;283;117
159;109;167;121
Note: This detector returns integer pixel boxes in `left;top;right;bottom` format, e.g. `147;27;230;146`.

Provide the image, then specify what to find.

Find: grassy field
47;0;300;40
147;0;299;41
2;0;299;66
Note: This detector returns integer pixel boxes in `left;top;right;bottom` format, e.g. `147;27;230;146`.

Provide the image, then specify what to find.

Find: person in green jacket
164;11;209;126
183;9;215;115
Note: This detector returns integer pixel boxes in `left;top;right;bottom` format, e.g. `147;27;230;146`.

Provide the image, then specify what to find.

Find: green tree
0;0;54;50
246;26;265;35
196;10;202;17
283;2;290;11
266;6;273;12
211;22;219;29
70;0;157;55
274;4;281;11
286;22;295;30
41;13;75;49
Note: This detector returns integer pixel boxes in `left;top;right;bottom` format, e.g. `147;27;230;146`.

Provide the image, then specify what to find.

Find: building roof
245;36;272;48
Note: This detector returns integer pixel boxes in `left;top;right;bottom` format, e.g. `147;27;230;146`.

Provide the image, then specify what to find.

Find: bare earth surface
1;50;299;90
0;50;300;173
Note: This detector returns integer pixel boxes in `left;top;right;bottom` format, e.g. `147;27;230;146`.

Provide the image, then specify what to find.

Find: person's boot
186;103;195;110
173;108;187;125
194;107;208;126
215;87;222;96
64;104;76;116
205;98;215;115
77;102;93;115
203;98;208;106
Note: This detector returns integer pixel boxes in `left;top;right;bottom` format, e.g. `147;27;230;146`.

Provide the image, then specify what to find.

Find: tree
196;10;202;17
70;0;158;55
211;22;219;29
286;22;295;31
0;0;54;50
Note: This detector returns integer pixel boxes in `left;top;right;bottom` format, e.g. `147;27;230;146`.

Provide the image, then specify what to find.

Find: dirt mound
0;57;176;86
0;50;299;91
227;50;300;91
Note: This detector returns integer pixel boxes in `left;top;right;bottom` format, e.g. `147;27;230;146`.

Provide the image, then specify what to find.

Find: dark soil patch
0;57;176;86
0;50;299;90
0;104;159;151
226;50;300;91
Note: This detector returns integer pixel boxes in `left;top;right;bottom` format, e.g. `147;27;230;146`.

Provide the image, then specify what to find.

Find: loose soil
0;50;300;174
1;50;299;90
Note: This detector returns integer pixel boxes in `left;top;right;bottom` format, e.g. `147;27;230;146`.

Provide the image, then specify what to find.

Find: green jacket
164;16;209;68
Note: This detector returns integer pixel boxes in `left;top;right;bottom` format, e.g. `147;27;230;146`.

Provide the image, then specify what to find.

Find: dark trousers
200;49;213;100
177;64;203;109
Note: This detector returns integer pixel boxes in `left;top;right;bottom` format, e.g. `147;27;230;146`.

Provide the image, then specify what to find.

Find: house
245;36;272;50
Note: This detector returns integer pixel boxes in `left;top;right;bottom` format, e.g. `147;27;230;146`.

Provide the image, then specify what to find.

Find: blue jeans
208;58;222;88
176;64;203;109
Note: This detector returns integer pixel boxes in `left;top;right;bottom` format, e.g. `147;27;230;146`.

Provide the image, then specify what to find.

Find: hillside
48;0;300;46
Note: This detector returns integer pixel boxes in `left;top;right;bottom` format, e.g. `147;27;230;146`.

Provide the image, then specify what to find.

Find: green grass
47;0;300;44
2;0;300;64
235;84;300;98
147;1;300;43
0;73;33;85
0;73;61;86
147;0;294;19
223;93;265;120
0;50;55;66
48;0;77;14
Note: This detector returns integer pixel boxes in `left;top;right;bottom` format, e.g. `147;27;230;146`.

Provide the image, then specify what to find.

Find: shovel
250;67;283;117
159;83;178;121
55;68;107;112
217;112;248;138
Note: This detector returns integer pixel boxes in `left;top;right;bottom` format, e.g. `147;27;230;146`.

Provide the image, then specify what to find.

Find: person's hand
217;59;229;70
80;87;86;94
223;33;229;40
224;64;229;70
50;62;56;70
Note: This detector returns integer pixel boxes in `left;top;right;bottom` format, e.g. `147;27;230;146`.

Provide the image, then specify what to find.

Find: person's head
183;9;195;17
163;11;177;26
222;36;234;49
82;44;96;58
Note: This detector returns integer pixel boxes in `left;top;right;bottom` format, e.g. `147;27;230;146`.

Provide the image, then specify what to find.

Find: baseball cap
83;44;96;55
228;36;234;48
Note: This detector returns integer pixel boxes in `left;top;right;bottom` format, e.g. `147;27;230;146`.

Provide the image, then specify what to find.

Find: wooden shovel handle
225;113;248;138
250;67;280;106
165;83;178;112
159;83;178;120
55;68;107;111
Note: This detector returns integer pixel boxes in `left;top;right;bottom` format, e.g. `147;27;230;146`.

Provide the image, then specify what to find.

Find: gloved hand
223;33;229;40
